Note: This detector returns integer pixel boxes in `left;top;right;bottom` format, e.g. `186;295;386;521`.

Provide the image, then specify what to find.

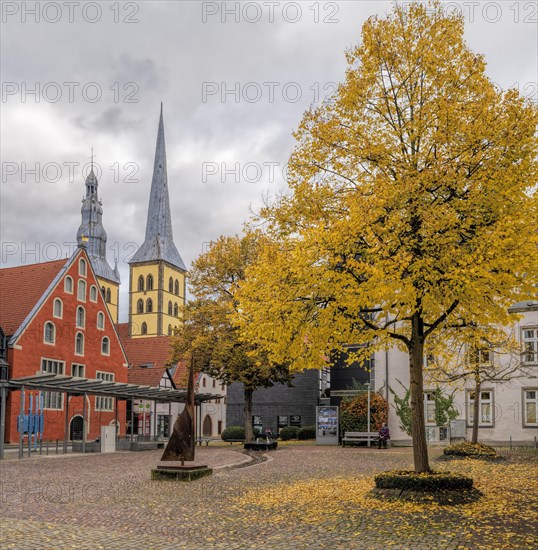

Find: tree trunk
409;313;430;473
244;387;254;443
471;378;481;444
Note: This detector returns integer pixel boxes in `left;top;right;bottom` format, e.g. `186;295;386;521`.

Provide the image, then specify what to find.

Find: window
147;274;153;290
101;286;106;298
218;421;222;435
467;390;493;426
53;298;63;319
173;303;179;317
146;298;153;313
137;299;144;314
167;324;172;336
41;359;64;409
202;377;206;388
138;275;145;291
424;392;436;425
65;276;73;293
76;306;85;328
90;285;97;302
75;332;84;356
106;288;111;303
72;364;85;378
174;279;179;296
79;258;87;276
97;311;105;330
101;336;110;355
77;280;86;301
212;379;216;388
96;371;114;410
141;322;148;335
522;328;538;364
44;322;55;344
168;301;173;316
169;277;174;293
524;390;538;426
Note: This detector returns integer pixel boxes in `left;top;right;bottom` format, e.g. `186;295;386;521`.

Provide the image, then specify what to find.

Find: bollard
56;439;59;454
46;441;49;455
39;438;42;455
510;435;512;450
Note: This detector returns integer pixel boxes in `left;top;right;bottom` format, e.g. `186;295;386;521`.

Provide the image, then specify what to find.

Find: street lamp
366;383;371;447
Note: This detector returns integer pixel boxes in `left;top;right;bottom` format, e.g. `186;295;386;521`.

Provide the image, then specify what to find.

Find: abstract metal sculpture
160;357;195;463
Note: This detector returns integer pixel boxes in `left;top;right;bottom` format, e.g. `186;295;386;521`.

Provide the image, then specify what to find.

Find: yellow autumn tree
236;2;537;472
170;233;292;443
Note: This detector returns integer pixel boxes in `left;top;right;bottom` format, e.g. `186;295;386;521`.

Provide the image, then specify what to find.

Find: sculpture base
151;462;213;481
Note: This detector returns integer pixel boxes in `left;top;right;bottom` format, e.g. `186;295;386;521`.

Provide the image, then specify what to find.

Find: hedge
374;470;473;492
221;426;245;441
443;442;496;458
298;426;316;440
279;426;299;440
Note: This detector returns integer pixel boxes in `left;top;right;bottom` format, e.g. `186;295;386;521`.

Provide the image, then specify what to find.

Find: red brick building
0;247;128;443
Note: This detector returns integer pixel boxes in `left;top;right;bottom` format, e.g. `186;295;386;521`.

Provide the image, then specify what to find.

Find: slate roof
129;105;186;271
0;259;67;335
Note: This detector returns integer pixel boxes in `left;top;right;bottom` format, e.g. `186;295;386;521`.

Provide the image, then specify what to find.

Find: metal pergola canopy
6;374;221;404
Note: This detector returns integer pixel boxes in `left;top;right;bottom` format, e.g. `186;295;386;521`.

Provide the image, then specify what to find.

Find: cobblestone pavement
0;446;536;549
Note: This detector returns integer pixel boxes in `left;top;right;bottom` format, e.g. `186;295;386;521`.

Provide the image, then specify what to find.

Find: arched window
137;299;144;313
53;298;63;318
75;332;84;355
44;322;55;344
141;322;148;335
101;286;106;298
76;306;85;328
97;311;105;330
138;275;144;291
168;301;173;316
106;288;111;303
147;274;153;290
173;303;179;317
77;280;86;301
174;279;179;296
89;285;98;302
168;277;174;293
146;298;153;313
79;258;87;276
167;324;172;336
101;337;110;355
65;276;73;293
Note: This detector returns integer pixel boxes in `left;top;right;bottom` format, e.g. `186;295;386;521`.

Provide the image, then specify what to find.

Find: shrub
443;442;496;459
298;426;316;440
279;426;299;440
221;426;245;441
340;390;388;435
374;470;473;492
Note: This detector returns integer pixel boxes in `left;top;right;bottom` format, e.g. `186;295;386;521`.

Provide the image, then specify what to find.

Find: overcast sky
1;1;536;322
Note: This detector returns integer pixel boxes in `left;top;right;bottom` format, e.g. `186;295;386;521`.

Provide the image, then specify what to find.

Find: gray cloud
1;1;536;321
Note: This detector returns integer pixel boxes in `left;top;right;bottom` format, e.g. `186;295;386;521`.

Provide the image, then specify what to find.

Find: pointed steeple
129;105;186;270
76;156;120;283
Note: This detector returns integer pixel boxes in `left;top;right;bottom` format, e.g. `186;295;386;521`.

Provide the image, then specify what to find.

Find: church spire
76;154;120;284
129;105;186;270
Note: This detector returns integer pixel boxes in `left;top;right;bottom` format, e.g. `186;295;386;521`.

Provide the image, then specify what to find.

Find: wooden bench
342;431;379;447
197;437;221;446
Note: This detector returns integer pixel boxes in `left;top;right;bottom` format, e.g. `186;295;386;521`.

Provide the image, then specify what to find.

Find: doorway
202;415;212;437
70;415;84;441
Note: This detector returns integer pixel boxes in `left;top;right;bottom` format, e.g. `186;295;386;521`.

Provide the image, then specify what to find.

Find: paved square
1;446;536;549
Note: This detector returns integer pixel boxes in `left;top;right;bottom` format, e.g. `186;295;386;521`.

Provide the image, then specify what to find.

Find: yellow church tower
128;105;186;337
